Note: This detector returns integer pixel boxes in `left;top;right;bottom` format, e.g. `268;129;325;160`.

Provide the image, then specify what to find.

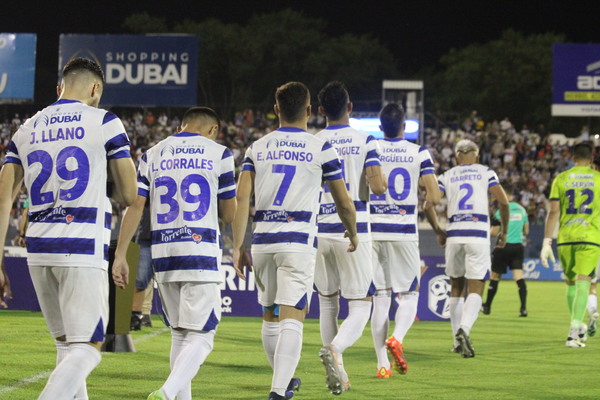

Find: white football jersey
370;138;435;241
137;132;236;284
437;163;499;244
5;99;131;269
242;127;342;253
316;125;381;240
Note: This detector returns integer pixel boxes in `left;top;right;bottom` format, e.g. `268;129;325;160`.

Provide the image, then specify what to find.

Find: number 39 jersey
5;99;132;270
369;139;435;241
242;127;343;254
437;163;499;244
137;132;236;284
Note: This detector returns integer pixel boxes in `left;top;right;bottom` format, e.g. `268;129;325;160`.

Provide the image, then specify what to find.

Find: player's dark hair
318;81;349;121
593;155;600;169
275;82;310;122
62;57;105;84
573;142;593;161
183;106;221;130
379;103;405;138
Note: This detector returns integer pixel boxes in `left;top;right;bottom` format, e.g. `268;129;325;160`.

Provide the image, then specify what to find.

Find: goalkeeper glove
540;237;555;268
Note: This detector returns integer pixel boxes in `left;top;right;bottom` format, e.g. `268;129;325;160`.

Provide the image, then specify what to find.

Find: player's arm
329;178;358;252
0;163;24;307
523;218;529;237
423;198;446;248
490;184;509;248
17;205;28;247
219;198;237;224
366;165;387;195
541;200;560;268
232;171;254;279
420;174;442;205
112;194;147;288
108;158;137;207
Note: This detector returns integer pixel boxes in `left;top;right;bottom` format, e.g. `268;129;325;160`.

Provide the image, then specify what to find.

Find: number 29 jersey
137;132;236;284
5;99;132;270
369;138;435;241
437;163;499;244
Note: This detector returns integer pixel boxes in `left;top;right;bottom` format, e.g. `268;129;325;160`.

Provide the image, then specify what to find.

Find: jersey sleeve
102;111;132;160
218;148;236;200
3;139;22;166
437;173;446;193
487;167;500;188
320;141;343;181
364;135;381;168
137;152;150;198
241;145;255;172
418;147;435;176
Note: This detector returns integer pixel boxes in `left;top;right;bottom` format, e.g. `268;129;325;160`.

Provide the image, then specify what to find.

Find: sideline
0;328;169;396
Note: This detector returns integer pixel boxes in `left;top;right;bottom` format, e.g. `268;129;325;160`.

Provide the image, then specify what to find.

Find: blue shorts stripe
371;223;416;234
26;237;95;255
318;222;368;234
252;232;309;245
153;255;219;273
447;229;488;238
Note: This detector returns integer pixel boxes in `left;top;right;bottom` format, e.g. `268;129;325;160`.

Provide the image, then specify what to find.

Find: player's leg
314;238;341;346
131;241;153;331
370;241;392;377
142;282;154;327
483;247;506;314
513;269;528;317
558;245;586;347
445;244;466;351
569;245;600;342
587;279;598;336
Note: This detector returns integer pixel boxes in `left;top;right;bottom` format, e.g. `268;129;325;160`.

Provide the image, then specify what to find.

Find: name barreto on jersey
29;113;84;144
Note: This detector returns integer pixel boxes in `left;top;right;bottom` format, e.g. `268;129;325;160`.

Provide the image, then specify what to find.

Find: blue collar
325;124;350;130
51;99;81;105
278;127;307;133
173;131;198;137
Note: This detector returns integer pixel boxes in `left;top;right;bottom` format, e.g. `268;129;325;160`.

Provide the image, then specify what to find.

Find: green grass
1;281;600;399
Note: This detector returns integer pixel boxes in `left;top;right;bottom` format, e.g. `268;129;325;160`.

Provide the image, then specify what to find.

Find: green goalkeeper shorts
557;243;600;281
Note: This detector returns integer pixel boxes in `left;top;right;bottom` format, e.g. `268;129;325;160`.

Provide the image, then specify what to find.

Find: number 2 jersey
549;165;600;246
316;125;381;241
5;99;132;270
242;127;343;254
137;132;236;284
437;163;499;244
369;138;435;241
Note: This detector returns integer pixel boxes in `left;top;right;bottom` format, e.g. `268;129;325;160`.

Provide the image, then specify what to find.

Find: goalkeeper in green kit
541;142;600;348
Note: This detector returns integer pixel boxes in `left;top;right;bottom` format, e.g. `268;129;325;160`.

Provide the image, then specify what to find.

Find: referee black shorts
491;243;524;275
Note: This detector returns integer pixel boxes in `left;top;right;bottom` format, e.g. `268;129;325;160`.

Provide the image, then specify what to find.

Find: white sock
162;331;214;400
55;340;68;365
169;330;191;400
392;291;419;343
271;319;303;396
449;297;464;346
262;321;280;369
38;343;101;400
331;299;372;354
370;290;391;369
319;294;340;346
460;293;483;336
588;294;598;315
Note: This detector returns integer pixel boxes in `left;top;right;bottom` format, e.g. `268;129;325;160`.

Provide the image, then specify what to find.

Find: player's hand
495;231;507;249
112;256;130;289
0;264;12;308
344;231;359;252
233;248;252;280
435;229;447;248
17;236;26;248
540;238;555;269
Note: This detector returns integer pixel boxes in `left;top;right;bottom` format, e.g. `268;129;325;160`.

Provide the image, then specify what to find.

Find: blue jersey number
272;164;296;205
370;167;411;201
458;183;474;210
566;189;593;215
28;147;90;206
155;174;211;224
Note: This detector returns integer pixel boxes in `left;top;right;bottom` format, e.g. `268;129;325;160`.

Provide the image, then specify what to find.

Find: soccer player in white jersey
369;104;441;378
425;139;508;358
233;82;358;400
0;57;137;399
112;107;237;400
313;81;386;394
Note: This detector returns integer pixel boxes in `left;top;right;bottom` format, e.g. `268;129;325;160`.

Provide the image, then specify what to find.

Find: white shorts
372;241;420;293
445;243;491;280
29;266;108;343
157;282;221;331
314;238;374;299
251;252;315;309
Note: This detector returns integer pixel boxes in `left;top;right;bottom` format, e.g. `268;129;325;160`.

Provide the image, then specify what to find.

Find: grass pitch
1;281;599;399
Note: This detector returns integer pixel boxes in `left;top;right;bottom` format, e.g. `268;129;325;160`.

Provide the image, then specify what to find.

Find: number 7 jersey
5;99;132;270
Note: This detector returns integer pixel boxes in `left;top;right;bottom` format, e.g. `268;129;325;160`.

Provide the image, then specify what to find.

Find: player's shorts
251;252;315;310
29;266;108;343
314;238;375;299
157;281;221;331
372;240;420;293
135;240;153;290
445;243;491;280
491;243;524;275
557;243;600;282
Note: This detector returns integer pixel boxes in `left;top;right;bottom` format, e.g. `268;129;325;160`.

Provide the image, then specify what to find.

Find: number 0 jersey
137;132;236;284
437;163;499;244
5;99;131;270
316;125;381;241
242;127;343;254
549;165;600;246
369;138;435;241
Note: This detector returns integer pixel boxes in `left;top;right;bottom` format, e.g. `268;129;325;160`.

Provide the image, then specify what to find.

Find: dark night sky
2;0;600;102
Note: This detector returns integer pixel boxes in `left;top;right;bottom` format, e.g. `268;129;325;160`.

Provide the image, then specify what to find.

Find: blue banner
552;43;600;116
0;33;36;100
59;34;198;106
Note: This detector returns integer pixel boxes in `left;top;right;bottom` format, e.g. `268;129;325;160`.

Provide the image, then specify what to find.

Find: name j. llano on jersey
30;127;85;144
